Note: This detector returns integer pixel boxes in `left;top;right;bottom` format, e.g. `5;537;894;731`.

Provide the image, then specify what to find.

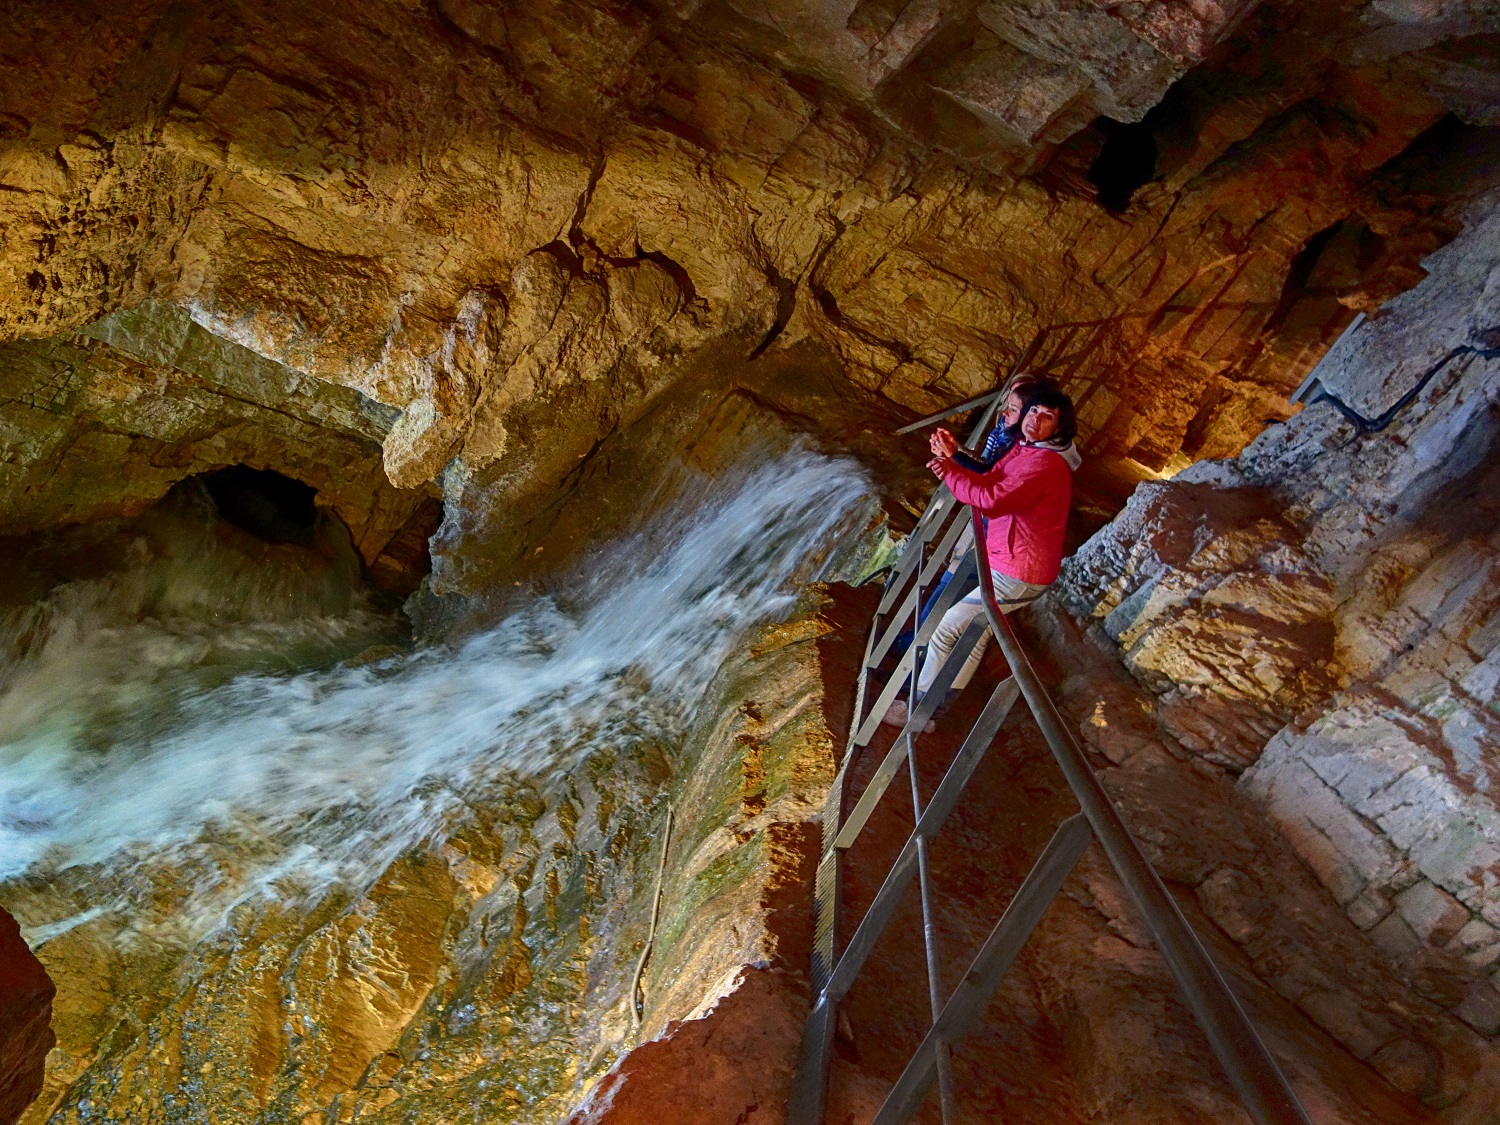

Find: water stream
0;447;877;946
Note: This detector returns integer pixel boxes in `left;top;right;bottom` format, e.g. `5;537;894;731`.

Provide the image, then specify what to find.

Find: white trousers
916;571;1048;696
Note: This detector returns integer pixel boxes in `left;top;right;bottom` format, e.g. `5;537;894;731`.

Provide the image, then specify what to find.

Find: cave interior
0;1;1498;1123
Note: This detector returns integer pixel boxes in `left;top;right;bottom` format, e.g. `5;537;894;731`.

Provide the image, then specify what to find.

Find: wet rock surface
562;595;875;1125
5;590;836;1125
0;1;1497;1122
28;602;835;1124
0;908;52;1125
811;583;1487;1121
1;394;883;1124
0;299;441;593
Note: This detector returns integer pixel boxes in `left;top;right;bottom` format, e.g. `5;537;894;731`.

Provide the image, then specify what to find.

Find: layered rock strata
3;393;885;1125
1054;140;1500;1095
0;0;1497;1121
1;0;1495;583
0;299;441;593
6;585;845;1125
1027;611;1500;1116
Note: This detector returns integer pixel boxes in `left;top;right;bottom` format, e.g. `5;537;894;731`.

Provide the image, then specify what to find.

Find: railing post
968;510;1311;1125
797;390;1310;1125
906;728;956;1123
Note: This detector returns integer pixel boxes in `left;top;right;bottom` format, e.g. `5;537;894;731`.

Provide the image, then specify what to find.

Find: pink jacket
941;444;1072;585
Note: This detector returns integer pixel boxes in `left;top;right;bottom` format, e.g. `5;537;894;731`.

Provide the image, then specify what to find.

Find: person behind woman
884;384;1077;729
930;373;1081;472
890;375;1080;657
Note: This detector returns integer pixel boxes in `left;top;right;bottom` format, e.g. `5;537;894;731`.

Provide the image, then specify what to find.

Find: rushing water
0;447;876;942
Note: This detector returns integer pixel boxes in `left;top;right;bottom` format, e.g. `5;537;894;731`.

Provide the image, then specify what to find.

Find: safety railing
788;396;1311;1125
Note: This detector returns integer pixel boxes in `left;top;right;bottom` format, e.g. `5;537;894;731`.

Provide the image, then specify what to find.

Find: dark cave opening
202;465;320;547
1263;219;1347;335
1087;117;1158;212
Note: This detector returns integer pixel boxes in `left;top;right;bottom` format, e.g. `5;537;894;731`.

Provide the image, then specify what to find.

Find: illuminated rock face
1;0;1494;575
9;603;837;1125
1055;166;1500;1092
0;1;1497;1123
0;376;888;1125
0;299;441;592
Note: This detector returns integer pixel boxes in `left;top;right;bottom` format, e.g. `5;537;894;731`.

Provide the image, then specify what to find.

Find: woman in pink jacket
884;384;1076;729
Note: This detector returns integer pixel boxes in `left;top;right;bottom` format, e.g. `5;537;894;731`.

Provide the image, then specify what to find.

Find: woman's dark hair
998;374;1057;436
1017;383;1077;446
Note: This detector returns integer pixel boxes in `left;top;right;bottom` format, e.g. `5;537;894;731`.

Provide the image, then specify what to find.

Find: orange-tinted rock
568;968;808;1125
1;1;1498;1122
1052;140;1500;1096
0;299;441;590
0;908;52;1125
0;0;1492;572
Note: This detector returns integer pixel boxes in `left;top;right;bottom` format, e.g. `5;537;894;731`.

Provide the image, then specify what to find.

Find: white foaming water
0;449;874;936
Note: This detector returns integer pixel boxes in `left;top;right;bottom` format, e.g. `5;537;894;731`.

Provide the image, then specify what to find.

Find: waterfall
0;447;876;942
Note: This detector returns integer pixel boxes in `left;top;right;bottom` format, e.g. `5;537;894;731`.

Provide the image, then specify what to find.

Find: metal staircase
788;391;1311;1125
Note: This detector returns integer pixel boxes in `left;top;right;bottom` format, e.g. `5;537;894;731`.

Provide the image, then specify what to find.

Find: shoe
880;698;935;734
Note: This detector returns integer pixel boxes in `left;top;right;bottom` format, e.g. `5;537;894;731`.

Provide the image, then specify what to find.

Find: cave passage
1087;117;1159;212
201;465;320;547
3;1;1499;1120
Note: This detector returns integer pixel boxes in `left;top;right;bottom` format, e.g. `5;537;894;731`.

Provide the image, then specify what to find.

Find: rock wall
0;299;441;590
3;392;882;1125
1;1;1496;590
1055;151;1500;1079
7;588;842;1125
2;1;1498;1120
1030;606;1500;1114
0;909;52;1125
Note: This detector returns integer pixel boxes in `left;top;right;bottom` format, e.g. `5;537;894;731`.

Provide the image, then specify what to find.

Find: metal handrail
969;508;1310;1125
792;485;1026;1125
892;346;1041;438
788;469;1311;1125
893;389;1003;435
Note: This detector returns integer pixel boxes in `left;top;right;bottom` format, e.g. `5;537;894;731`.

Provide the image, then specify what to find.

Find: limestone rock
1057;480;1339;752
1030;605;1500;1116
1062;131;1500;1014
1311;203;1500;419
0;909;52;1125
0;0;1492;529
0;300;439;587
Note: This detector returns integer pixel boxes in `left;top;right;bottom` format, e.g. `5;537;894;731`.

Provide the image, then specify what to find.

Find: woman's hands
929;427;959;457
927;427;958;479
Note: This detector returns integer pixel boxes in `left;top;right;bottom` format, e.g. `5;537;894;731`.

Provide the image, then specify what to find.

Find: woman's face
1002;391;1025;427
1020;404;1061;443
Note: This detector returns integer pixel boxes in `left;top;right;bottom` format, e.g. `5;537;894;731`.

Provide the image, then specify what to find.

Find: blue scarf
952;425;1016;473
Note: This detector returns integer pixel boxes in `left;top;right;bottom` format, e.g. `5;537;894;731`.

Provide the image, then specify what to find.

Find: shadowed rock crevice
0;908;52;1125
202;465;319;547
1051;164;1500;1109
4;0;1491;498
1087;117;1159;212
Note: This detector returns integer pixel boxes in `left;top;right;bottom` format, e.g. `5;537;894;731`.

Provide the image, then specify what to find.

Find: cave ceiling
0;0;1497;588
